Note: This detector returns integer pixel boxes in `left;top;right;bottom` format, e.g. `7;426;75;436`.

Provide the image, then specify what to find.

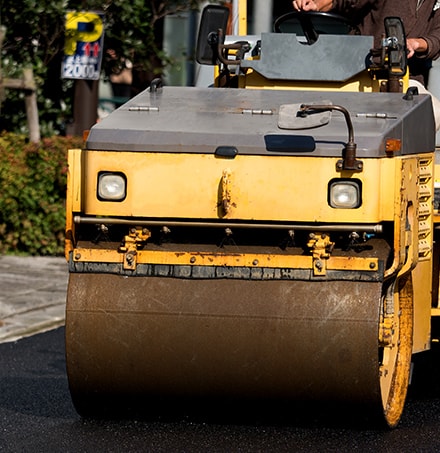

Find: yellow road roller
65;6;439;427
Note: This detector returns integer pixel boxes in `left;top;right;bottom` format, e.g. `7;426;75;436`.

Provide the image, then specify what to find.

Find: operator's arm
415;8;440;61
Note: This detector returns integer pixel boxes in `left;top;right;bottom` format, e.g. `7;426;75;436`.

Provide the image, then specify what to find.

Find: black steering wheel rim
273;11;357;45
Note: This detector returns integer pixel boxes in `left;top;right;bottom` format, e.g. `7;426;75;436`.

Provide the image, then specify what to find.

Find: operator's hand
292;0;319;10
292;0;333;12
406;38;428;58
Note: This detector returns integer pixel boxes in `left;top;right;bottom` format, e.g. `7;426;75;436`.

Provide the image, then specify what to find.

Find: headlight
97;172;126;201
328;179;361;209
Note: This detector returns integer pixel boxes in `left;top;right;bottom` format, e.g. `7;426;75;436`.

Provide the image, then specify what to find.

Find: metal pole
69;79;99;136
253;0;274;34
186;9;197;86
233;0;247;35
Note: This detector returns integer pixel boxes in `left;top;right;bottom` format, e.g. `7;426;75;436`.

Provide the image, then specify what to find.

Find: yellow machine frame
64;2;438;427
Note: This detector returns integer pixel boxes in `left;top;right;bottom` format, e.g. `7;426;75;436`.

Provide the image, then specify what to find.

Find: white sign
62;11;104;80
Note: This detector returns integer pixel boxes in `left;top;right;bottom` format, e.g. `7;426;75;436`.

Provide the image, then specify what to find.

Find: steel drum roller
66;273;384;413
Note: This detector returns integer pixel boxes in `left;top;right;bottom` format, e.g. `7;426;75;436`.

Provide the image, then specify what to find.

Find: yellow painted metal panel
238;63;409;93
412;260;433;353
241;69;381;92
398;158;419;274
68;148;83;212
237;0;247;35
73;247;378;272
81;151;398;224
65;148;83;258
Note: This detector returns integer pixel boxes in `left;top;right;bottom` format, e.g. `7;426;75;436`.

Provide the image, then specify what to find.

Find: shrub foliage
0;132;83;255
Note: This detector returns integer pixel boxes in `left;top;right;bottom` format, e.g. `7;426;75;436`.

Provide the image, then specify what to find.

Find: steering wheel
273;11;357;45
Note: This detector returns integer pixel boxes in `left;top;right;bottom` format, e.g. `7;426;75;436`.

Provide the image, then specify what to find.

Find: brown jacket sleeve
420;5;440;60
330;0;440;60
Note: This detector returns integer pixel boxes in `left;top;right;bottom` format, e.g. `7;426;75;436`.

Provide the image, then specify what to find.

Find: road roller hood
87;87;435;157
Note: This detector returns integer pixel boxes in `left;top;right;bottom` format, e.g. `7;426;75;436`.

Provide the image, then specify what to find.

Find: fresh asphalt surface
3;258;440;451
3;328;440;452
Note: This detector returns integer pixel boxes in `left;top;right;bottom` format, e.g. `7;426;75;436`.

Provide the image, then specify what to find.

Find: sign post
62;11;104;135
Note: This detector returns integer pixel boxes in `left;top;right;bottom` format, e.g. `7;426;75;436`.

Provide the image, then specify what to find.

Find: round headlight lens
98;173;126;201
329;180;361;208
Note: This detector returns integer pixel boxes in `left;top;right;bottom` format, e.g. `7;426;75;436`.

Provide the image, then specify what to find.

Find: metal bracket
307;233;334;276
119;227;151;270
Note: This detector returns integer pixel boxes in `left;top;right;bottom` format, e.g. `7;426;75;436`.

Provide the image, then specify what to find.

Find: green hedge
0;133;83;255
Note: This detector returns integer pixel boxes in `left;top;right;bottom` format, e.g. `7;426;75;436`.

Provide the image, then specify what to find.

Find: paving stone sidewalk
0;255;68;343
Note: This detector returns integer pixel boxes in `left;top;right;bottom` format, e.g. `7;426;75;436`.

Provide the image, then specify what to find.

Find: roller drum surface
66;273;384;414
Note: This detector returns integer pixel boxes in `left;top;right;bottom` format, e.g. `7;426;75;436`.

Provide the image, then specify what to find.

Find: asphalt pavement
3;328;440;451
0;255;68;343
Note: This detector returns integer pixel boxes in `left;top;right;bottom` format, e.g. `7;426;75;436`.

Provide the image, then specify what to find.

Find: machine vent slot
418;157;433;261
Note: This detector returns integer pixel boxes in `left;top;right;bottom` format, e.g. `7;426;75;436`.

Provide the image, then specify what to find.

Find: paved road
0;255;68;343
2;327;440;452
